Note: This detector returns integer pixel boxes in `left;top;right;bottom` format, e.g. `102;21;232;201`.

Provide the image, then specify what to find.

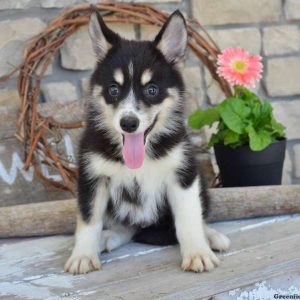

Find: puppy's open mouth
122;116;157;170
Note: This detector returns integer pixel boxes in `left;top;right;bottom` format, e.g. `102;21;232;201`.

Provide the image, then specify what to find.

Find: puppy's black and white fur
65;8;230;275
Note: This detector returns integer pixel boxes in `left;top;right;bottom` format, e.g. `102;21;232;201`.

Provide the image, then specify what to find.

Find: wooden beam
0;185;299;238
0;199;76;237
207;184;300;222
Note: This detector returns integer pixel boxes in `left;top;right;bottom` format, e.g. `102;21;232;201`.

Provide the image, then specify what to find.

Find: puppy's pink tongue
122;133;145;169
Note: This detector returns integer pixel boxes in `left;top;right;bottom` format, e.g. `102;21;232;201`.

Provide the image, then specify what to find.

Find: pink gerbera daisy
217;47;263;88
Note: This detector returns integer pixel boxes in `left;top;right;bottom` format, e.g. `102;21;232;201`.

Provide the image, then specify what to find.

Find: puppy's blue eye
144;84;159;97
108;84;120;97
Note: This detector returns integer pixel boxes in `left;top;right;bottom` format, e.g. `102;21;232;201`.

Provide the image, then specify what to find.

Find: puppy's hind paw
209;230;231;252
181;248;220;273
64;254;101;275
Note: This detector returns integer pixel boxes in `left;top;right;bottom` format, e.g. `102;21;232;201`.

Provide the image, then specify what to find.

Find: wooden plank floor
0;214;299;300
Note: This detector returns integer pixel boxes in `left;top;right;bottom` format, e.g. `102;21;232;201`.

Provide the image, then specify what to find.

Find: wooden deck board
214;272;300;300
0;215;299;300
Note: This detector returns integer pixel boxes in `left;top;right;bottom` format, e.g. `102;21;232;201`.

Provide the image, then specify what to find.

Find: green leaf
251;101;271;128
219;98;251;134
208;133;220;148
270;118;286;137
261;101;273;116
239;88;262;111
188;108;219;129
246;125;272;151
224;131;240;146
239;87;260;101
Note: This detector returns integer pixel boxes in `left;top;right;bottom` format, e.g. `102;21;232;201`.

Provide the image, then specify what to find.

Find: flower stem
233;85;239;98
233;85;244;98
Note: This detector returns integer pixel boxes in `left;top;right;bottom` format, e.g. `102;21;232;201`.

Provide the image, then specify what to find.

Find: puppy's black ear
154;10;187;64
88;6;120;61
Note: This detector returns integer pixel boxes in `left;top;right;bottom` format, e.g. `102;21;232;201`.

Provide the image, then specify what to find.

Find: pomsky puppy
65;7;230;275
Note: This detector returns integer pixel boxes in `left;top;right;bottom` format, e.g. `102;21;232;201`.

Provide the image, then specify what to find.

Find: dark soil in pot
213;139;286;187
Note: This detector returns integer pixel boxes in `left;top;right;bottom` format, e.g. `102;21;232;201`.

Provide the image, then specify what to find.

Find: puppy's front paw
181;247;220;273
64;254;101;275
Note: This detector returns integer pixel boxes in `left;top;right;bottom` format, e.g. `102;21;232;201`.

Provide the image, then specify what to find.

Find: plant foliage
188;87;285;151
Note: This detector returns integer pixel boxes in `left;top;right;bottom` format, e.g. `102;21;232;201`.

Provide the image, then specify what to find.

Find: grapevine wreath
5;3;231;193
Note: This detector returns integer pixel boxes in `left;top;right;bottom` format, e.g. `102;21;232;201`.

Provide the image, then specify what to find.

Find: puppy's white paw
181;247;220;272
100;230;118;252
106;234;121;252
100;229;128;253
64;253;100;275
209;230;231;252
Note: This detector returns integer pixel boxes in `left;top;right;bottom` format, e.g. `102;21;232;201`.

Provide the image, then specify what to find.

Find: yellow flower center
232;60;247;73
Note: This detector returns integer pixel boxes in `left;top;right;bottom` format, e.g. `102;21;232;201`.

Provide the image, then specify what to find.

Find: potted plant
188;47;286;187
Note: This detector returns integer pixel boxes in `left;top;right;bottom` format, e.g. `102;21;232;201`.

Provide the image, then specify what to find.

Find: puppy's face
88;9;187;169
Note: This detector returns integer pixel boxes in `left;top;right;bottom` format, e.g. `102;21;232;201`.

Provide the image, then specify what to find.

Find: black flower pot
214;139;286;187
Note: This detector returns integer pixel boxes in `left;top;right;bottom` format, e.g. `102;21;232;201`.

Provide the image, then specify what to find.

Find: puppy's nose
120;116;140;133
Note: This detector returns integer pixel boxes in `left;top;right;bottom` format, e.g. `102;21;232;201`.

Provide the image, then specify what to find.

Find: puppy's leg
100;224;135;253
65;178;109;275
168;177;220;272
203;223;230;252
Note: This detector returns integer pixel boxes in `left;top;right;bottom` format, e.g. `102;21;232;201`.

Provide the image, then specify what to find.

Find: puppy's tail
133;225;177;246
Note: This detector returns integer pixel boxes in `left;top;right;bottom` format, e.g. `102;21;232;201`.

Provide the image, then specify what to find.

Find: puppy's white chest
88;147;184;225
108;167;167;226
